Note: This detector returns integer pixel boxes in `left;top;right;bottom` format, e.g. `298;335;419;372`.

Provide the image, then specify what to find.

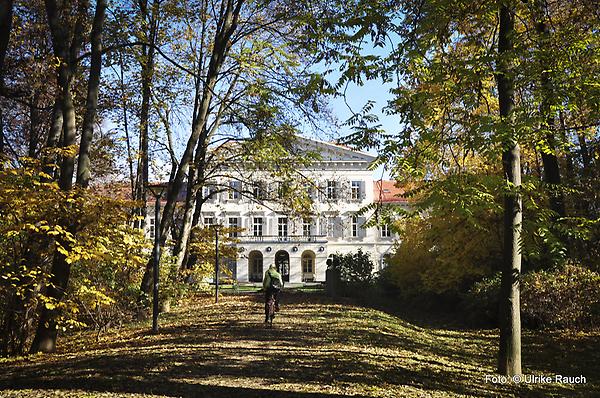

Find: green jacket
263;268;283;289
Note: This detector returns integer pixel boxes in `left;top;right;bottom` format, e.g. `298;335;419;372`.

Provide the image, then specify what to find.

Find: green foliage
466;264;600;329
304;0;600;311
332;249;375;285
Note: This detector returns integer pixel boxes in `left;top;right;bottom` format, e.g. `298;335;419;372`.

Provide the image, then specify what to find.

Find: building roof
373;180;407;204
91;181;134;201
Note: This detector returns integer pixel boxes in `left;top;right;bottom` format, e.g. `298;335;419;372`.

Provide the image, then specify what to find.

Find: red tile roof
374;180;407;204
91;181;134;201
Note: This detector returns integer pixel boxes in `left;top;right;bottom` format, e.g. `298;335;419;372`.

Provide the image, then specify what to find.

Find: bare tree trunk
115;48;135;198
497;2;522;377
173;154;203;271
76;0;107;188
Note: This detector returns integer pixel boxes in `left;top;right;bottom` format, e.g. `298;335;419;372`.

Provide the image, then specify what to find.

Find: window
228;217;239;237
149;218;155;239
327;180;337;200
277;182;289;200
351;215;358;237
253;181;266;200
327;217;336;237
351;181;362;200
278;217;288;237
228;180;241;200
302;255;314;273
203;185;216;200
253;217;263;237
302;218;312;236
381;224;391;238
305;183;315;199
203;217;214;227
223;258;237;279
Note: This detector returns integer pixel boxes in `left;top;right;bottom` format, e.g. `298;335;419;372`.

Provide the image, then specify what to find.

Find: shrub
329;249;375;299
333;249;375;284
465;264;600;329
0;159;150;355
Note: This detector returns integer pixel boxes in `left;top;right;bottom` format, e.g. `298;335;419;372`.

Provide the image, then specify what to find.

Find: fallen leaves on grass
0;292;598;397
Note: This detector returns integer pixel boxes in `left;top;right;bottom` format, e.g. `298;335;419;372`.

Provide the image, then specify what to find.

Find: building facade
149;137;405;284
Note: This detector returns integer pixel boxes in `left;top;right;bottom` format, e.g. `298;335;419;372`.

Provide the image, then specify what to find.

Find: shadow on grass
0;378;368;398
0;292;597;398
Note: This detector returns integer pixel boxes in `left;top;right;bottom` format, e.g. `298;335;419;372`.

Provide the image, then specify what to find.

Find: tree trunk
0;107;4;159
76;0;107;188
173;144;208;271
577;131;591;174
535;0;565;218
140;0;244;296
497;2;522;377
42;96;63;181
46;97;63;149
29;244;72;353
31;0;86;354
0;0;12;161
173;175;199;271
58;77;77;191
28;92;40;158
0;0;13;81
182;187;208;271
133;0;159;229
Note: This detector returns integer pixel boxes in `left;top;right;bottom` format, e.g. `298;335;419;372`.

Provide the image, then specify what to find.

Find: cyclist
263;264;283;323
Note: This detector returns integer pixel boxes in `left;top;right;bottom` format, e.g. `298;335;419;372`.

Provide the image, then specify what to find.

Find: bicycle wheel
267;297;276;326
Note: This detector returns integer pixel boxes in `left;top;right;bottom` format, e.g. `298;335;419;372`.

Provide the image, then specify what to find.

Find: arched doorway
248;250;263;282
275;250;290;282
301;250;316;282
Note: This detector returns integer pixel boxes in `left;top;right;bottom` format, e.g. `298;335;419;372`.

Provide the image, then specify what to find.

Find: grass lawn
0;291;598;397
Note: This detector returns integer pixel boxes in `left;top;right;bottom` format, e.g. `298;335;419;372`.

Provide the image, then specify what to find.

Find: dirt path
0;291;597;397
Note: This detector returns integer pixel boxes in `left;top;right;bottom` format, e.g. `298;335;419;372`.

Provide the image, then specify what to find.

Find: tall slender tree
496;0;521;376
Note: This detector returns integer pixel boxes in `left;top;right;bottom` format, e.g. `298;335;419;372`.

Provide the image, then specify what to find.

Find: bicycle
266;293;276;327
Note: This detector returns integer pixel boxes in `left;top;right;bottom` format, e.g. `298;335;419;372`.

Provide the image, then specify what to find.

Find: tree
31;0;108;353
496;1;521;376
137;0;328;298
300;0;598;377
0;0;13;158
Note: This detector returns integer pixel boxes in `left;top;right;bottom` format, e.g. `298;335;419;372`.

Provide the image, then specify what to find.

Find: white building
150;137;406;284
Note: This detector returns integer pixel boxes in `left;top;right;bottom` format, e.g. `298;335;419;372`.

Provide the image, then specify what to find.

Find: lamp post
147;182;167;334
213;224;220;304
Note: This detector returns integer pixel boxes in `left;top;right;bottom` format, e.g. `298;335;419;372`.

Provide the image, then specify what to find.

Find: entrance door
275;250;290;282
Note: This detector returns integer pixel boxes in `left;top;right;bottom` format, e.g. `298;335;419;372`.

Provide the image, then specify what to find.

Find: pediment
292;136;376;162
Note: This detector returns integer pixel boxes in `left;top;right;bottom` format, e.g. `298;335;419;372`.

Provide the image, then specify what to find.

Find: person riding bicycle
263;264;283;323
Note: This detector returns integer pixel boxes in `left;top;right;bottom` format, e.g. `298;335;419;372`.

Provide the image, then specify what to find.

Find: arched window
248;251;263;282
275;250;290;282
301;250;316;282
